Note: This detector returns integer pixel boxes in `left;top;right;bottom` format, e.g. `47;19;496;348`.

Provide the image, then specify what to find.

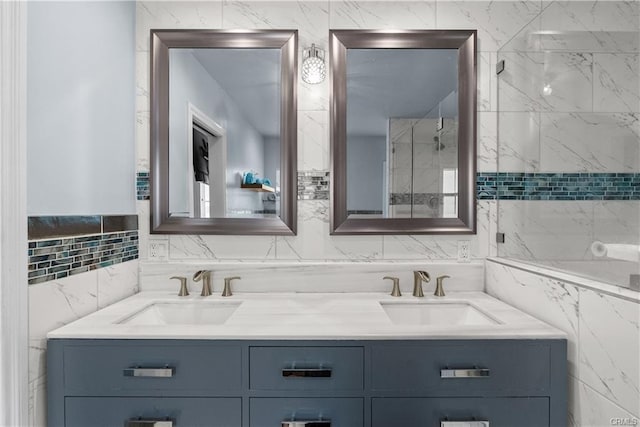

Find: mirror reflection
168;48;281;219
346;48;459;219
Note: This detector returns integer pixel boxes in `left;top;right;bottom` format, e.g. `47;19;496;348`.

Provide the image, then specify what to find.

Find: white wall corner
0;1;29;425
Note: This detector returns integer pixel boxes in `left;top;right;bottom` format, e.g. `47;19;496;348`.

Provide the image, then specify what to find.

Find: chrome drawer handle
123;367;175;378
282;368;332;378
281;421;331;427
441;421;489;427
440;368;490;378
126;419;174;427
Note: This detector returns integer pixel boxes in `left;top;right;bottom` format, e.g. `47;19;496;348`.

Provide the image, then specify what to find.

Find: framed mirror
330;30;477;235
151;30;297;235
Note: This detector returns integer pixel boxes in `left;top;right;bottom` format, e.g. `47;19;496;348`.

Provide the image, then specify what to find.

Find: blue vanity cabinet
65;397;241;427
48;339;567;427
371;397;550;427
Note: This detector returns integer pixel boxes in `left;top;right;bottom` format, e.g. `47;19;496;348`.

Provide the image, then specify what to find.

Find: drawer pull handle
126;418;174;427
282;368;332;378
281;421;331;427
441;421;489;427
123;367;175;378
440;368;490;378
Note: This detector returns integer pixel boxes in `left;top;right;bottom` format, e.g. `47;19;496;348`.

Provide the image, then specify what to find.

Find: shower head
434;135;445;151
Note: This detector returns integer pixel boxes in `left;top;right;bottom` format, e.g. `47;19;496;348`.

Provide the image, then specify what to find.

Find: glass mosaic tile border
28;230;139;285
477;172;640;200
298;171;329;200
138;170;639;203
137;171;150;200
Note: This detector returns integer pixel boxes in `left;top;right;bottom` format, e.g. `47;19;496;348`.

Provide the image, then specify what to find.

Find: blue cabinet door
63;342;242;396
65;397;242;427
372;397;550;427
370;341;551;396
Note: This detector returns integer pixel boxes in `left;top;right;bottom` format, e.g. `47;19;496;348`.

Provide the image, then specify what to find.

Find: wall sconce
301;44;326;84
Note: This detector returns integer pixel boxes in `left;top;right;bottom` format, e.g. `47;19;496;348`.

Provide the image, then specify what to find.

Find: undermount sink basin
380;302;499;326
118;301;242;325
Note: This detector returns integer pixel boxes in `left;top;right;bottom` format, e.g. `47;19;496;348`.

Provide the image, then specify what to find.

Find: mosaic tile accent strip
390;193;450;206
347;210;383;215
298;171;329;200
137;171;150;200
28;230;139;285
477;172;640;200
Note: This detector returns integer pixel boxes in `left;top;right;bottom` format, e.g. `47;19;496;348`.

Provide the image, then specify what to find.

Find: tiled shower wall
496;1;640;263
135;0;550;268
486;259;640;425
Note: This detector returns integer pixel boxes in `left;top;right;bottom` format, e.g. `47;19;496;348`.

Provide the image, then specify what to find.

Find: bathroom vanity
47;293;567;427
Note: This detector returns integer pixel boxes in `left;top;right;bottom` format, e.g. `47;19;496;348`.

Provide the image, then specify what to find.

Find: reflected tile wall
498;52;594;112
540;113;640;172
594;53;640;113
498;200;594;261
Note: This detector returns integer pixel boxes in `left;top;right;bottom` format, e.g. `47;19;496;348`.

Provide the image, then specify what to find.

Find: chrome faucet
413;270;431;297
193;270;213;297
222;276;240;297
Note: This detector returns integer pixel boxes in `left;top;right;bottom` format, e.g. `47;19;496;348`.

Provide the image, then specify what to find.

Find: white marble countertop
47;291;566;340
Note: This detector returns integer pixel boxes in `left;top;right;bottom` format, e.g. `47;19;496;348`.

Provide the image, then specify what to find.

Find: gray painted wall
27;1;136;215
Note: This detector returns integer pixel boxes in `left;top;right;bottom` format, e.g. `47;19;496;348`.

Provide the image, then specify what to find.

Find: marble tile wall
486;259;640;425
28;260;139;427
135;0;532;272
496;1;640;263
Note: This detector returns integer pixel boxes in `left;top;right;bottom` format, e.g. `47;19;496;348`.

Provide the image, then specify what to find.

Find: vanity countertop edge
46;291;567;340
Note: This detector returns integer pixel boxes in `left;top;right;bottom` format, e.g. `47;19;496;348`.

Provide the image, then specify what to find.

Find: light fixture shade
302;44;326;84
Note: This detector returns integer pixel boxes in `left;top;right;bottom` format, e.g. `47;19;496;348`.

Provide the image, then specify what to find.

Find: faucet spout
413;270;431;297
193;270;213;297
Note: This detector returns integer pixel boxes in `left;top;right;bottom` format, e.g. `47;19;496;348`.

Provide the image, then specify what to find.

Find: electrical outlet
149;241;167;260
457;240;470;262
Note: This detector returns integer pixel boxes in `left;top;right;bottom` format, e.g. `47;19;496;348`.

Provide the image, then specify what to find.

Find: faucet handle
170;276;189;297
434;275;450;297
383;276;402;297
222;276;240;297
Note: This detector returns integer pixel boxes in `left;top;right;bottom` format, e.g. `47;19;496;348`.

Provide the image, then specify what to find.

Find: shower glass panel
496;1;640;289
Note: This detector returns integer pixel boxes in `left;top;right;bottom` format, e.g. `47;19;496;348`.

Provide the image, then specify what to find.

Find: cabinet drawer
65;397;241;427
371;341;550;395
63;343;241;395
250;346;364;391
250;398;363;427
372;397;549;427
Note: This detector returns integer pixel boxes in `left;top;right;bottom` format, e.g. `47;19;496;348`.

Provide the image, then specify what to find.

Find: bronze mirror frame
330;29;477;235
150;29;298;235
